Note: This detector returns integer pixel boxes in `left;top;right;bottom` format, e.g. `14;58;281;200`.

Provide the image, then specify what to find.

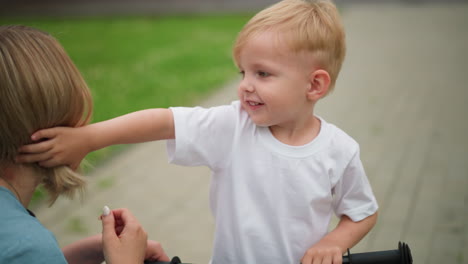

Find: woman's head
0;25;93;204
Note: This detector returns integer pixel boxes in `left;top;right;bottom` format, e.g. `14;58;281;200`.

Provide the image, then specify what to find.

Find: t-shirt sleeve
166;103;237;169
332;147;379;222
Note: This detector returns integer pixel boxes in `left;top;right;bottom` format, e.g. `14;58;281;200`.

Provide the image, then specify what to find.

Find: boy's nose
240;78;255;93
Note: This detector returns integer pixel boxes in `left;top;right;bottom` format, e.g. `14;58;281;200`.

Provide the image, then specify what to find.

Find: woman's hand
145;240;171;263
101;208;170;264
63;207;170;264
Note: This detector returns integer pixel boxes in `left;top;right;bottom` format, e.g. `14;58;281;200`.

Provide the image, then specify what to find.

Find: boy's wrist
85;121;119;152
314;238;347;254
83;124;100;153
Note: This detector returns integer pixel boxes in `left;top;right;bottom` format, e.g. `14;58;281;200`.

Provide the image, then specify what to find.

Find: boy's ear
306;69;330;101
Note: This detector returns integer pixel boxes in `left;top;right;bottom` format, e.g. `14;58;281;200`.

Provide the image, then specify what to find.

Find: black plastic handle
343;242;412;264
145;262;177;264
146;242;412;264
144;256;183;264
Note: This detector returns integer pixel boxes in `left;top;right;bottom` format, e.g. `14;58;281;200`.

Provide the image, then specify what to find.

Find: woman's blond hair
233;0;346;93
0;25;93;205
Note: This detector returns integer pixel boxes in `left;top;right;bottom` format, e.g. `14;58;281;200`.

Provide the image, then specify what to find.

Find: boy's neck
269;115;321;146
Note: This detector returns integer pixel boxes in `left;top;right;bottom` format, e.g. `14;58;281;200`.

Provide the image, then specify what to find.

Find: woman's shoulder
0;212;66;263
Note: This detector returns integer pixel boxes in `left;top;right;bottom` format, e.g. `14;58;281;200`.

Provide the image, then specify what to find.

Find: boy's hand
300;213;378;264
301;242;343;264
16;126;91;170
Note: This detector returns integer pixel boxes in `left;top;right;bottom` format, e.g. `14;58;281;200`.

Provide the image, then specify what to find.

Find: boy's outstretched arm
16;109;174;169
301;212;378;264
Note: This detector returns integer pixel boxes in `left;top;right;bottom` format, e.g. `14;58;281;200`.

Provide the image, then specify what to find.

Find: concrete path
35;2;468;264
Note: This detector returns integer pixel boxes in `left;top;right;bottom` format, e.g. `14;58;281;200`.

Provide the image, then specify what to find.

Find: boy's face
237;31;317;128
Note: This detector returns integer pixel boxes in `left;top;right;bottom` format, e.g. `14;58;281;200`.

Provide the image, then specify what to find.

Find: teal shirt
0;187;67;264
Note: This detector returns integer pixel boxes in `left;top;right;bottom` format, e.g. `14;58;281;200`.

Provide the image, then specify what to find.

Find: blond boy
18;1;378;263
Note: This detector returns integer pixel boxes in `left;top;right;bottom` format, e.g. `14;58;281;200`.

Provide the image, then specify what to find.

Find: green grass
66;217;88;234
1;15;250;165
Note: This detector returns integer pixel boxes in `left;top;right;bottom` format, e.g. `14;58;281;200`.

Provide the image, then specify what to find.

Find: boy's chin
251;118;272;127
244;109;274;127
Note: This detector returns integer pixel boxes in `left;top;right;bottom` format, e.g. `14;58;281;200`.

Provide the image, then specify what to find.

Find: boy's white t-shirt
167;101;378;264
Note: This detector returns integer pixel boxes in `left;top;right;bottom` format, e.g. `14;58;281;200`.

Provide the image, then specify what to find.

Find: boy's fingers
322;255;332;264
70;162;80;171
18;141;53;154
38;159;63;168
16;152;53;164
31;127;61;141
332;253;342;264
301;255;312;264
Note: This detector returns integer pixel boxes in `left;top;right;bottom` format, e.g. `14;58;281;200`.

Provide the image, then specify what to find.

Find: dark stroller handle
342;242;412;264
144;256;183;264
146;242;412;264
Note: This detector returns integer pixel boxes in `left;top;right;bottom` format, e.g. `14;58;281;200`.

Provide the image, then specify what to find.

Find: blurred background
2;0;467;263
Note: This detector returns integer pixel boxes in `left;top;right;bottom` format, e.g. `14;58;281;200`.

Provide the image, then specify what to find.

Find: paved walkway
36;2;468;264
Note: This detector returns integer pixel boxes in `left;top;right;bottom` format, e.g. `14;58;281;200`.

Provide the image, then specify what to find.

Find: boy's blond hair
233;0;346;92
0;25;93;204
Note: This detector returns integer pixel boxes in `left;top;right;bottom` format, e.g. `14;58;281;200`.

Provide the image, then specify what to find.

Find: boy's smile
246;100;264;110
236;31;319;140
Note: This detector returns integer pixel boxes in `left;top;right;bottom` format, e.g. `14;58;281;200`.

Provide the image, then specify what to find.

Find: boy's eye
239;70;245;78
257;71;270;77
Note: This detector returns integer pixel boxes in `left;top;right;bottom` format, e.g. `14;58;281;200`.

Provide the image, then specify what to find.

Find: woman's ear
307;69;330;101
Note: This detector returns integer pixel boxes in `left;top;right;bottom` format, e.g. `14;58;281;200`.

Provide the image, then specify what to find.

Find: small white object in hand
103;205;111;216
